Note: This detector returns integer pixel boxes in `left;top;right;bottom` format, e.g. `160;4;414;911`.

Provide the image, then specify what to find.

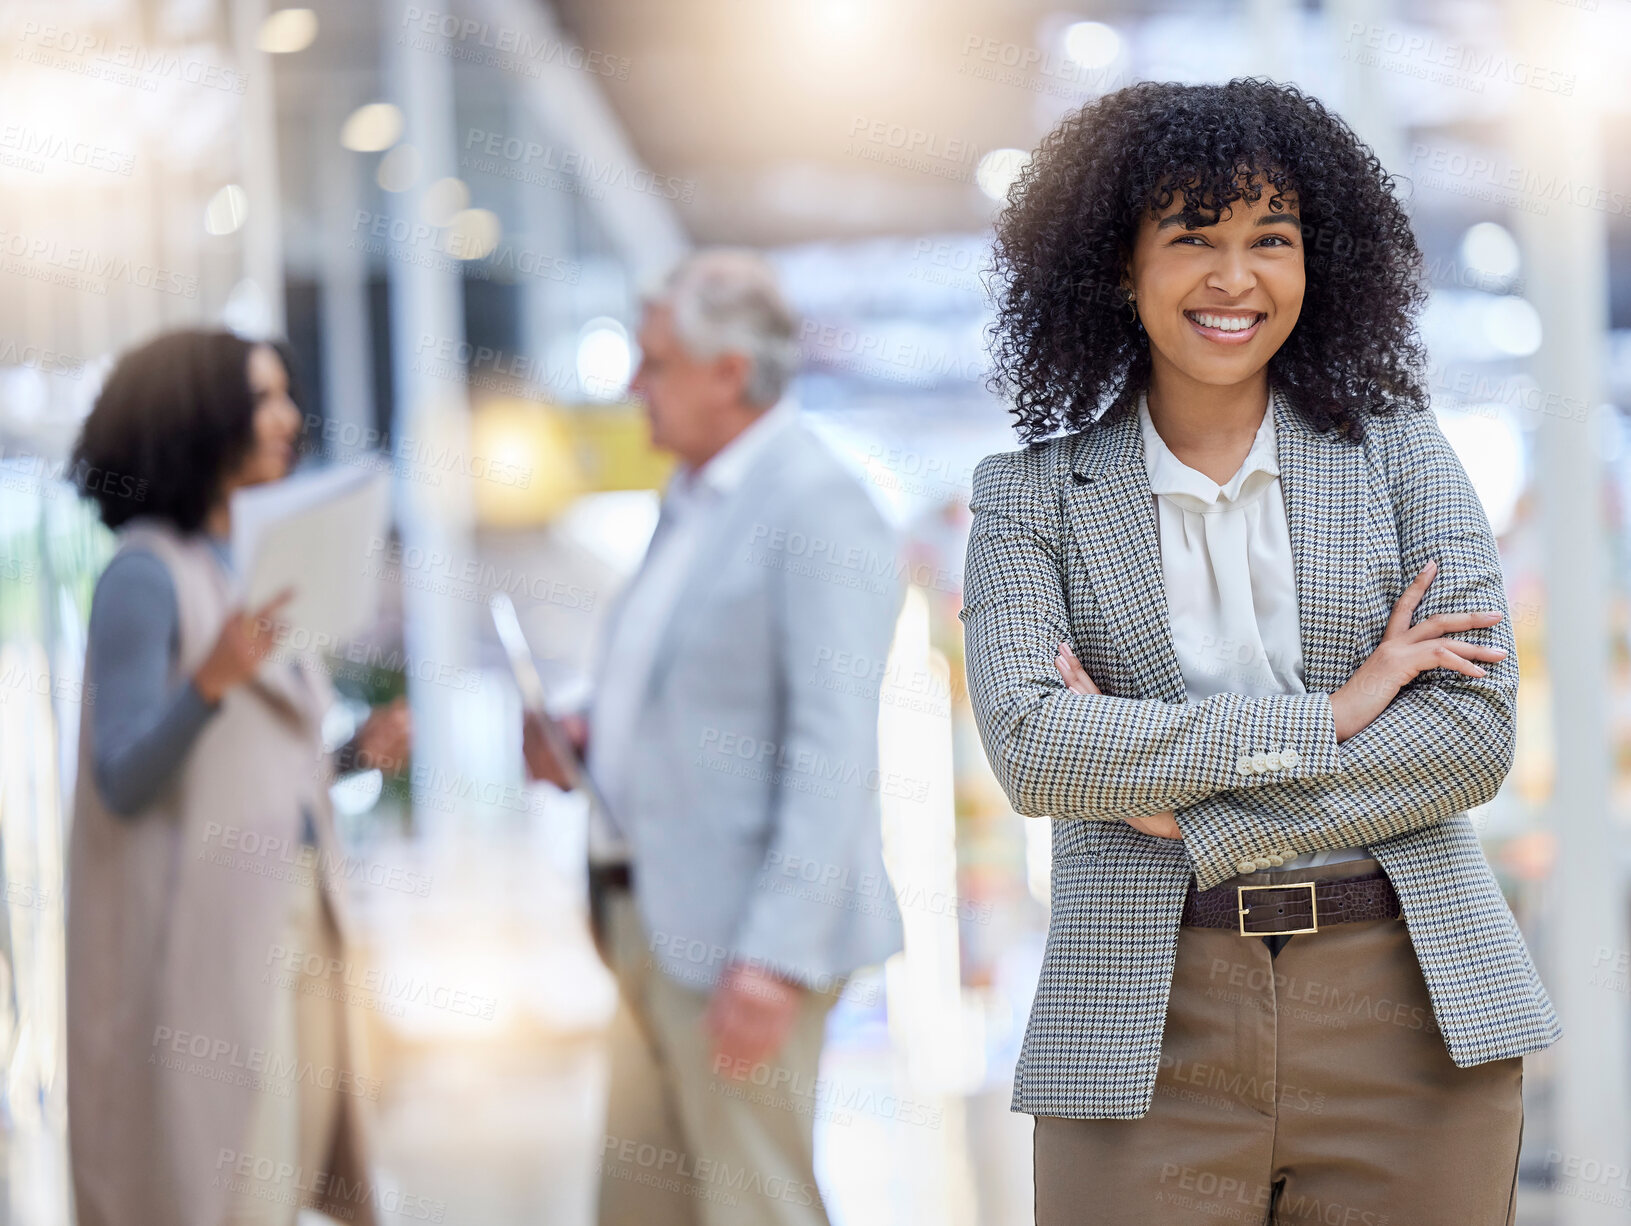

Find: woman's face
1125;181;1305;392
230;344;302;490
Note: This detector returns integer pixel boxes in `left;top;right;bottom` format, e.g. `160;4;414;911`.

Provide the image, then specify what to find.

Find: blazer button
1235;757;1254;775
1264;854;1284;867
1253;856;1273;870
1251;752;1270;773
1281;747;1302;768
1235;858;1258;875
1263;750;1284;770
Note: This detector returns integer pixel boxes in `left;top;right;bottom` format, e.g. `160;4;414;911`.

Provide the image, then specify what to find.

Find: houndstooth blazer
960;388;1562;1119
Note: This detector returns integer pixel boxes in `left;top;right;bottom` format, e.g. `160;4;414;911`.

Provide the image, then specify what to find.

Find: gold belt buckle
1238;881;1319;936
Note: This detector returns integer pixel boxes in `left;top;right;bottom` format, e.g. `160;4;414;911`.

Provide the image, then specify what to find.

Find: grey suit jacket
960;389;1561;1119
609;419;906;995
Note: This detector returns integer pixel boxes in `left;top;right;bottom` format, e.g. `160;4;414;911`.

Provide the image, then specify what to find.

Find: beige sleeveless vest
66;520;375;1226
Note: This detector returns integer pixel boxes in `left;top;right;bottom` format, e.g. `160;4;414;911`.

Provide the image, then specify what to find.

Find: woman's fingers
1054;642;1101;695
1056;652;1096;691
1054;654;1089;694
1385;632;1508;686
1125;812;1182;840
1433;639;1509;663
1402;608;1504;642
1383;561;1435;639
1413;642;1491;678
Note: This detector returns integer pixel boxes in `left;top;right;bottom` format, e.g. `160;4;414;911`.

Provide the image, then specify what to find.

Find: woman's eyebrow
1154;211;1301;231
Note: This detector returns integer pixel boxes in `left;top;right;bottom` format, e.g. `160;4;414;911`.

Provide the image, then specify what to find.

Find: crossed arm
958;459;1343;822
959;417;1518;892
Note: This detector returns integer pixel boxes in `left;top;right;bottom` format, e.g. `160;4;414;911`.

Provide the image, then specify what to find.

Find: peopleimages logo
0;124;135;176
0;227;198;298
463;128;695;203
15;21;248;94
400;7;631;80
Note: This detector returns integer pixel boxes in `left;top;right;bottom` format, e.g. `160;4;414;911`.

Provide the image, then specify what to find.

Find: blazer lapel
1061;388;1366;703
641;438;794;701
1061;408;1189;703
1272;388;1367;694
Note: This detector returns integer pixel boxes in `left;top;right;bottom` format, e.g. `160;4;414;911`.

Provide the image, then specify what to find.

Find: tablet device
490;592;612;817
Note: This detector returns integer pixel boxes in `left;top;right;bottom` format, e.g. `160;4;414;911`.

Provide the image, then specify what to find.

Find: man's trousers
597;885;838;1226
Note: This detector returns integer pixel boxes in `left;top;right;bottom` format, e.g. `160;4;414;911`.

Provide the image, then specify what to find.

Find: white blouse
1138;389;1366;874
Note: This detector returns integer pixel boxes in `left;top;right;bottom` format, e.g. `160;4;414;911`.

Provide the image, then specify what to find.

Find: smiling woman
987;78;1426;444
963;78;1558;1226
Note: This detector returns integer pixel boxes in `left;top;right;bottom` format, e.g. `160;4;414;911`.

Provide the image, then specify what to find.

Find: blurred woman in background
66;329;409;1226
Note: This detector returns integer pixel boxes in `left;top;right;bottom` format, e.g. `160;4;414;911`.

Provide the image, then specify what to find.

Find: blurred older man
525;249;904;1226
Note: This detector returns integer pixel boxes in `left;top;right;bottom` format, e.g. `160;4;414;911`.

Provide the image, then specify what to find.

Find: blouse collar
1138;388;1280;514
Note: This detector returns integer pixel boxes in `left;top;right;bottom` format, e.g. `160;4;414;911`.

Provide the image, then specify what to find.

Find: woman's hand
192;589;294;704
354;697;412;777
1054;641;1182;840
1328;560;1508;743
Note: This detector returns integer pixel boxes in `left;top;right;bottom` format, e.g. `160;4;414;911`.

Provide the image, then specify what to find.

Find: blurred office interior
2;0;1631;1221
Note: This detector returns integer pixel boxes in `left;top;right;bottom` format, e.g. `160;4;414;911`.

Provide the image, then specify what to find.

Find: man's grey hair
645;249;802;408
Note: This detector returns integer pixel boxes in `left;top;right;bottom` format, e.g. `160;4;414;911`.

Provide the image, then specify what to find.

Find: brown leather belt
586;861;634;967
1182;869;1401;935
589;861;633;894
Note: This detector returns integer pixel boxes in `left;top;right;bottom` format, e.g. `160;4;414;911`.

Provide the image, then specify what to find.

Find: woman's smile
1183;309;1267;345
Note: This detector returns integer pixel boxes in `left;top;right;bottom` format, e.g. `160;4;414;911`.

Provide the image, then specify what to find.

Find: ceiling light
204;184;248;235
976;149;1029;203
341;103;402;152
257;8;317;54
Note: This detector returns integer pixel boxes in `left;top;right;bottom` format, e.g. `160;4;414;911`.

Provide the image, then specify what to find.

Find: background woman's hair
986;77;1428;443
72;329;298;532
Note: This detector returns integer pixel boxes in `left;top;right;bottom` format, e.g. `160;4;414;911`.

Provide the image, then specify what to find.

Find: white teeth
1189;312;1261;333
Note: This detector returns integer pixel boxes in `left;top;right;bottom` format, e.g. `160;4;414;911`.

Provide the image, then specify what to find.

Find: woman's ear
1117;248;1137;299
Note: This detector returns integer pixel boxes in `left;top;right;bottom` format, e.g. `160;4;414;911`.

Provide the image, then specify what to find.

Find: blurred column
465;0;689;283
315;97;377;458
1326;0;1407;174
382;0;478;835
1246;0;1292;81
879;589;980;1226
512;92;577;397
230;0;286;334
1508;3;1626;1221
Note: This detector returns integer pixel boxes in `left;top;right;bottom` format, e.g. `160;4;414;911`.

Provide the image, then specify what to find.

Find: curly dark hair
986;77;1428;443
72;329;299;532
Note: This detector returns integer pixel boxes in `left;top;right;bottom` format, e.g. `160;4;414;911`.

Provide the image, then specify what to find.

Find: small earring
1125;293;1141;328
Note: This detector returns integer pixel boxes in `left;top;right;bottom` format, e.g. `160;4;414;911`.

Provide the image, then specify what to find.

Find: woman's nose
1206;249;1256;297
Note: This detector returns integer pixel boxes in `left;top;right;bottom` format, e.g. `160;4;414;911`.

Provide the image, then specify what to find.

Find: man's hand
706;962;804;1076
522;711;587;788
1054;641;1182;840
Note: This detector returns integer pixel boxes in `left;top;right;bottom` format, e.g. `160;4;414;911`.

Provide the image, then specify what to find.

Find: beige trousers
225;874;347;1225
597;886;837;1226
1034;858;1524;1226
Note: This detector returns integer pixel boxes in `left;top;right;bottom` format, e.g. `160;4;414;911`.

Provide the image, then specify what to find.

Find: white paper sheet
230;465;390;646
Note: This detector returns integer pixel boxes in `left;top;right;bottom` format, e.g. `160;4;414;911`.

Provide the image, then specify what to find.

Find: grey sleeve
87;549;220;817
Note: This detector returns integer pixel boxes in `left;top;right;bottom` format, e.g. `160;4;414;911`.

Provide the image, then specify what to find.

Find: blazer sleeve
1173;409;1519;890
959;446;1341;824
